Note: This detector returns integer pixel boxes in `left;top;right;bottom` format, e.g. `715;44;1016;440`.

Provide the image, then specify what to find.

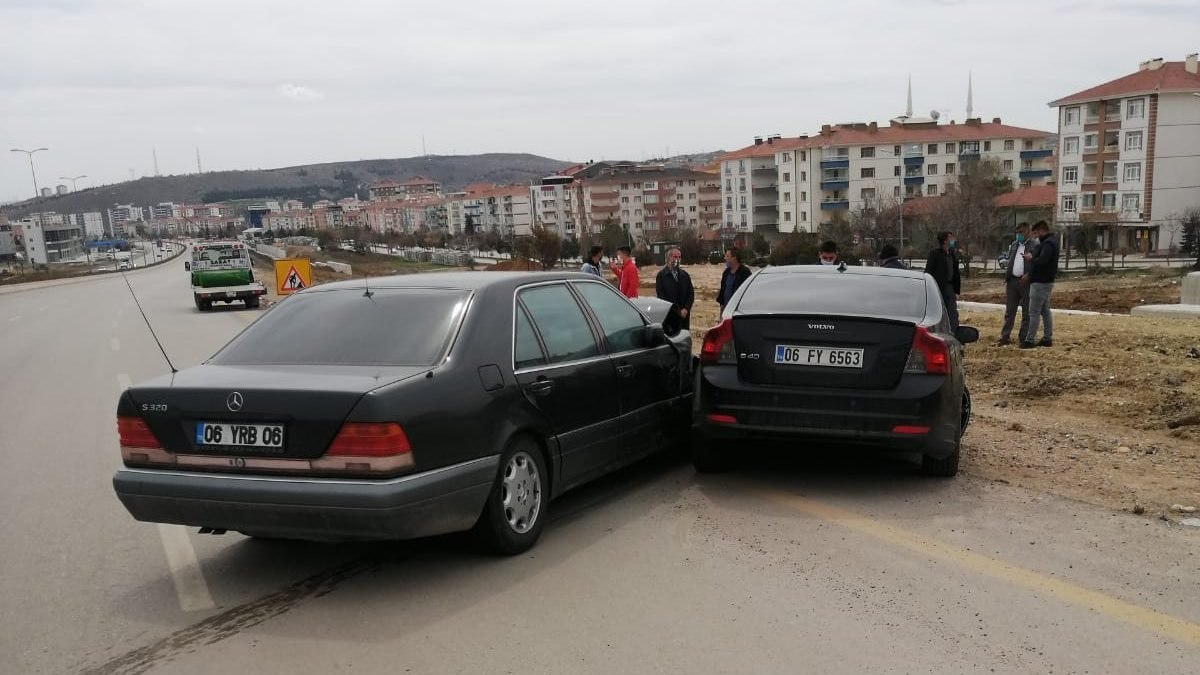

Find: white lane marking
110;337;121;352
157;524;215;612
8;315;22;322
117;373;132;392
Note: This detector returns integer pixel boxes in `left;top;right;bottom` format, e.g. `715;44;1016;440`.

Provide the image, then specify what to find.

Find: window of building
1062;195;1077;212
1125;131;1143;151
1084;133;1098;151
739;197;746;209
689;205;697;212
1122;193;1140;212
801;211;808;221
801;191;807;202
1124;162;1142;182
1004;140;1015;151
1003;159;1014;171
688;179;696;186
926;143;937;155
860;146;875;158
738;160;745;173
1103;161;1118;182
893;186;901;197
783;192;792;202
1085;103;1101;123
725;179;731;191
801;151;807;161
1063;165;1078;184
861;187;876;201
676;193;684;200
725;197;732;209
783;172;791;182
676;181;684;187
1125;98;1145;119
634;195;642;203
738;178;746;192
724;165;731;175
893;165;902;177
1081;193;1096;210
927;184;938;195
800;171;807;181
983;140;992;152
782;153;792;162
1024;140;1035;150
927;164;938;175
945;162;956;175
740;214;747;225
1102;192;1117;211
635;209;642;216
945;143;956;154
1065;106;1080;126
1064;136;1079;154
621;209;629;217
1105;101;1120;121
861;167;875;178
893;145;901;155
784;211;792;221
689;218;697;225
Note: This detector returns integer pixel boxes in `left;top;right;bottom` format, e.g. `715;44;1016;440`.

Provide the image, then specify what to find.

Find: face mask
948;240;957;250
820;258;836;265
1016;234;1026;243
670;259;680;268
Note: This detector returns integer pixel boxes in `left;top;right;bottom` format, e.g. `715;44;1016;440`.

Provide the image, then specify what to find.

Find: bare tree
848;195;904;256
923;158;1011;277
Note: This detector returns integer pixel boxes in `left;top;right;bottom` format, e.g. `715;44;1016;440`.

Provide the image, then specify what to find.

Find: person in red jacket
610;245;639;298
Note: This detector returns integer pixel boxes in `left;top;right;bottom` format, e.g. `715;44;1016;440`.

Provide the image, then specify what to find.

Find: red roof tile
994;185;1056;209
400;176;439;186
1050;61;1200;107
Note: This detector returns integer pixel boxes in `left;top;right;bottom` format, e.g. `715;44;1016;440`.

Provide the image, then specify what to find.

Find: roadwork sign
274;258;312;295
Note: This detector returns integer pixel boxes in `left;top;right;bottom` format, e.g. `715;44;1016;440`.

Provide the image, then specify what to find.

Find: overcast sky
2;0;1198;203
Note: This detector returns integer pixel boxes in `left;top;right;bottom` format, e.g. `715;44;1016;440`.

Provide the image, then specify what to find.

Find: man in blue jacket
1021;221;1059;349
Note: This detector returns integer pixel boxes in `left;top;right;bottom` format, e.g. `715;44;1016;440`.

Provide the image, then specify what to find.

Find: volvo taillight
700;319;736;365
904;326;950;375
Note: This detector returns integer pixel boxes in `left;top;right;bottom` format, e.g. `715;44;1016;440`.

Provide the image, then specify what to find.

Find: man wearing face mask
998;222;1032;346
924;230;961;331
655;247;694;334
1021;220;1059;349
818;240;839;265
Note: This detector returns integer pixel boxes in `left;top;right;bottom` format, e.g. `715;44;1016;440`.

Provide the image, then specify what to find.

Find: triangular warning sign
283;266;306;290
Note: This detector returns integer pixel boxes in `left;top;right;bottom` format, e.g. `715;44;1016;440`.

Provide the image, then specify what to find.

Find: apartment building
20;212;85;264
530;175;577;236
450;184;534;237
368;176;444;201
720;118;1055;238
262;210;316;232
105;204;146;237
580;167;722;241
1050;54;1200;252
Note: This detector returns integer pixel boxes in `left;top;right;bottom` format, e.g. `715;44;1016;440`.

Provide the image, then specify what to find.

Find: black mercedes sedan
691;264;976;476
113;272;692;554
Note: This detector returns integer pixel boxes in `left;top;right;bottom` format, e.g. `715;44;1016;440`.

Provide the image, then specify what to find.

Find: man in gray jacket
997;222;1031;346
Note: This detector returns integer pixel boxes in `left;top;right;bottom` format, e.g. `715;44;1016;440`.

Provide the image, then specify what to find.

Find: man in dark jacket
998;222;1032;346
924;231;961;330
1021;221;1059;349
878;244;906;269
716;246;752;310
655;247;694;334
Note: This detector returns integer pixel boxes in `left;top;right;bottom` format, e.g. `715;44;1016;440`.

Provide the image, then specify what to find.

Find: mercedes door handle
525;379;555;396
615;364;634;378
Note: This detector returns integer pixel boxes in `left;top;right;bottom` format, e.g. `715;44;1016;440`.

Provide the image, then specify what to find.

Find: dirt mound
489;258;543;271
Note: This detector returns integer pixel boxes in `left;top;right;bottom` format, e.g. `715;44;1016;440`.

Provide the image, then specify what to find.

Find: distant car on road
691;265;977;476
118;261;131;270
113;272;693;553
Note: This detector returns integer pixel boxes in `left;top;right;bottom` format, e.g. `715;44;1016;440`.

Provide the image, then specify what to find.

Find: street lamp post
59;174;87;192
10;147;49;199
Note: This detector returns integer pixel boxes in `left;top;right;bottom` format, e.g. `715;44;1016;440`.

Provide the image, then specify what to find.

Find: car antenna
120;270;178;374
362;272;373;298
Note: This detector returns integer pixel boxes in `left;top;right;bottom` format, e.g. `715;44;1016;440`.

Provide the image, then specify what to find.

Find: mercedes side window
514;305;547;370
574;282;648;353
518;285;600;364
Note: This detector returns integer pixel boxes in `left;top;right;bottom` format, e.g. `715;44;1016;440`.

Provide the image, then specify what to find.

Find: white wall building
1050;54;1200;252
20;213;84;264
581;168;722;240
720;118;1055;240
530;176;576;237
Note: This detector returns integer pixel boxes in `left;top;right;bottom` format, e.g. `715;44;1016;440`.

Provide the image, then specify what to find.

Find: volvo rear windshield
211;288;471;366
738;272;928;320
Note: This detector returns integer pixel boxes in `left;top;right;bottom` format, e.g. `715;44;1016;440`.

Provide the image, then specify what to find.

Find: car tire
245;297;260;309
921;441;961;477
472;437;548;555
690;431;732;473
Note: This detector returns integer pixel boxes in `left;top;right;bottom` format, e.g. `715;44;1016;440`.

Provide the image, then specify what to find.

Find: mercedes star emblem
226;391;244;412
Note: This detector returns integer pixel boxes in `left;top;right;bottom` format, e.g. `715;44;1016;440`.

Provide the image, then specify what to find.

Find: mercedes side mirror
643;324;667;347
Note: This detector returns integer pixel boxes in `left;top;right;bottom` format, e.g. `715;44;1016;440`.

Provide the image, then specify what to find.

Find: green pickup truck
185;241;266;311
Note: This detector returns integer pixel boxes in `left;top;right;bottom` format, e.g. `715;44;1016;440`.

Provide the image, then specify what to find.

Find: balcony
699;185;720;193
754;202;778;211
903;156;925;166
752;165;775;173
820;157;850;169
753;183;778;192
699;198;722;207
959;146;981;159
820;179;850;190
1019;169;1053;180
819;199;849;210
1020;149;1053;159
904;176;925;186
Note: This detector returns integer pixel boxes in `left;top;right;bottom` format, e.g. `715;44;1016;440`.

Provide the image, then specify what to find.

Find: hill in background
1;153;572;218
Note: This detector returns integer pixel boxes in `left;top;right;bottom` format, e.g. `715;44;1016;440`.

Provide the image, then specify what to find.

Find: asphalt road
2;259;1198;674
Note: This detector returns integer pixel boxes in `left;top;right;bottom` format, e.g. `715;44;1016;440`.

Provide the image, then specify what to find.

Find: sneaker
1019;341;1037;349
996;338;1012;346
1038;339;1053;347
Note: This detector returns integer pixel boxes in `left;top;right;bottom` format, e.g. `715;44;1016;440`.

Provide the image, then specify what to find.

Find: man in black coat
655;247;694;334
877;244;907;269
1021;220;1059;349
716;246;752;310
924;230;961;330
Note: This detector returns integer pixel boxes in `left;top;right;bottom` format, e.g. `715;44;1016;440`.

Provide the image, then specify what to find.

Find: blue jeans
1027;282;1054;342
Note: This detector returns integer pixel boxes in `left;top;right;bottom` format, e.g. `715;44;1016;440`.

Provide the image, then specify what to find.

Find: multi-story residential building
368;176;444;201
530;175;577;236
580;167;722;241
106;203;145;237
720;117;1055;240
66;211;105;238
1050;54;1200;252
263;210;316;232
150;203;175;221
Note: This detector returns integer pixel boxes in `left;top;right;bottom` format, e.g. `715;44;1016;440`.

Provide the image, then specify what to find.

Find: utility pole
196;147;203;173
10;147;48;199
59;175;87;192
153;148;160;176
